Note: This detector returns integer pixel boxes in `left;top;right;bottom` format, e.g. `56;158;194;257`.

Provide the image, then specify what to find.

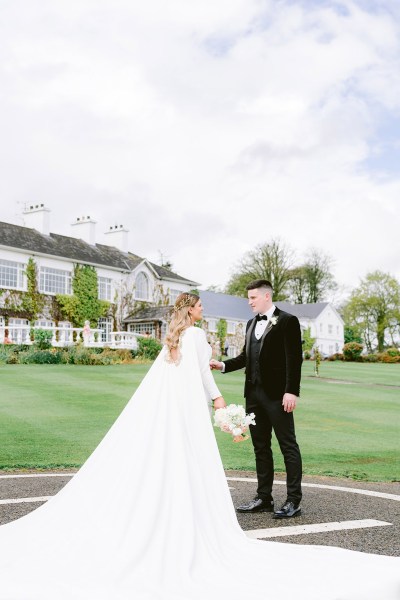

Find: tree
225;239;295;300
216;319;227;356
302;327;315;353
288;249;337;304
343;271;400;353
344;326;363;344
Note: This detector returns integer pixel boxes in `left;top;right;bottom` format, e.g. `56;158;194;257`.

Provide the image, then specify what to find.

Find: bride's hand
213;396;226;410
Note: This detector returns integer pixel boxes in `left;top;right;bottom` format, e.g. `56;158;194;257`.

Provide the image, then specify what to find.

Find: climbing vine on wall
21;258;45;321
56;264;110;327
0;258;45;322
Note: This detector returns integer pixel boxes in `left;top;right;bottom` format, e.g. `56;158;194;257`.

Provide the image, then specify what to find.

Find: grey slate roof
124;305;173;323
199;292;328;321
200;290;253;320
123;292;331;324
0;221;196;283
275;301;329;319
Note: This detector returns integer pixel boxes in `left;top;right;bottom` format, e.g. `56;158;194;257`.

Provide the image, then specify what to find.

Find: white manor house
0;205;344;356
0;205;197;349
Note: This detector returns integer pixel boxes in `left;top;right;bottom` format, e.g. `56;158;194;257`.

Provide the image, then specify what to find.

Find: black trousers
246;382;302;505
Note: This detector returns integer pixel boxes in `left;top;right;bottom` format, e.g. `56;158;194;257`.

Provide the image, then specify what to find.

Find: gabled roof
123;292;339;324
199;292;334;322
275;301;330;319
0;221;196;284
200;290;253;320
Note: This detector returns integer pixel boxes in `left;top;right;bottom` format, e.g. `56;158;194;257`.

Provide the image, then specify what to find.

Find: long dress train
0;326;398;599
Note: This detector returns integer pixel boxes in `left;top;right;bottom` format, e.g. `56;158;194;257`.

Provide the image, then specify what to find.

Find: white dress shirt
254;304;276;339
221;305;276;371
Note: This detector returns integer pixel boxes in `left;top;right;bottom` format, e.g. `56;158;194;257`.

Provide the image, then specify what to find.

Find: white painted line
226;478;400;502
0;496;51;505
0;473;75;479
246;519;392;539
1;474;399;502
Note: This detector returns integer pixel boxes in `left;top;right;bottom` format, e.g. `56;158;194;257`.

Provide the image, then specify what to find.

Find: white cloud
0;0;399;298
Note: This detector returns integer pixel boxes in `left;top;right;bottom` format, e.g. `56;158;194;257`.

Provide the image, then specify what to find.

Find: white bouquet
214;404;256;443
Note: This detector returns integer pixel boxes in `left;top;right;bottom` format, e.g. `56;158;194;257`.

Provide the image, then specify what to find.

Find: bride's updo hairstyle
165;292;200;353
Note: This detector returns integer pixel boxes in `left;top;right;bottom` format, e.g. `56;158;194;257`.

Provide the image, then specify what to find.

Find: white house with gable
197;293;344;357
0;205;197;347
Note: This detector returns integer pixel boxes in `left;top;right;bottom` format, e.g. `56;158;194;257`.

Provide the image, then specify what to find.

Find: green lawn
0;363;399;481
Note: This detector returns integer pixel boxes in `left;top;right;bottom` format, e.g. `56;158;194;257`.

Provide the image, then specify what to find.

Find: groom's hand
210;359;223;370
282;393;297;413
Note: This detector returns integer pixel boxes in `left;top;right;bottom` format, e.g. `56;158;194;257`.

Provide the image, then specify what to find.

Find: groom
210;279;303;518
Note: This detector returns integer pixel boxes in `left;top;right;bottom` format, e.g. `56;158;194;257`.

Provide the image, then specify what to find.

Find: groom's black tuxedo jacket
224;307;303;400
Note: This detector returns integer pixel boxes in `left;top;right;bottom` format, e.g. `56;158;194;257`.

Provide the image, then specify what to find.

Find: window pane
169;289;180;304
98;277;112;301
98;317;112;343
135;273;149;300
0;259;24;289
39;267;72;294
128;323;155;336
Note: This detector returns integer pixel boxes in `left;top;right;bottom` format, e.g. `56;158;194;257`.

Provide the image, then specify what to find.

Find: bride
0;293;398;600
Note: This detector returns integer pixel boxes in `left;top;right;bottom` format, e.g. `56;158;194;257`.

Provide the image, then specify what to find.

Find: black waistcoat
248;327;262;384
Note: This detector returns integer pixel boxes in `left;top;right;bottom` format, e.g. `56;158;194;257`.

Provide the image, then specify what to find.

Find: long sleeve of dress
192;328;222;400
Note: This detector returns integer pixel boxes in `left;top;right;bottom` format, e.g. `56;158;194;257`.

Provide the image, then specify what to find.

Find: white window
336;343;340;352
208;319;217;333
135;272;149;300
169;289;181;304
8;318;30;344
128;323;155;337
0;259;25;290
328;324;333;334
329;345;334;355
98;277;112;301
98;317;112;343
34;320;54;328
39;267;72;295
227;346;237;358
319;323;323;332
227;321;236;334
336;326;339;334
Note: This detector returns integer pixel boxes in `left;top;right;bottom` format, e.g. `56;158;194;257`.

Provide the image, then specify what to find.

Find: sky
0;0;399;300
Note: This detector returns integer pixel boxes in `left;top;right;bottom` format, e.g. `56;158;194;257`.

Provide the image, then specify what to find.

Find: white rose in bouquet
214;404;256;443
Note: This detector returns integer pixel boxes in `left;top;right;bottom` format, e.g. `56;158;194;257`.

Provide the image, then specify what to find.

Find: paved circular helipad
0;470;399;557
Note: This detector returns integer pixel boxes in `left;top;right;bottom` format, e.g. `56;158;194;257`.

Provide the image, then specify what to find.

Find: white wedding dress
0;326;398;600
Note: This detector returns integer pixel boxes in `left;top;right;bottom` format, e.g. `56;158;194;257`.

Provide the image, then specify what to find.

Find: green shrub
363;354;378;363
33;329;53;350
385;347;400;357
329;353;344;361
6;353;20;364
343;342;363;362
21;350;63;364
137;337;162;360
376;352;400;364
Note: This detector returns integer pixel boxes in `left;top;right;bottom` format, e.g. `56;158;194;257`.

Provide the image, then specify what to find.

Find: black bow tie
256;315;268;322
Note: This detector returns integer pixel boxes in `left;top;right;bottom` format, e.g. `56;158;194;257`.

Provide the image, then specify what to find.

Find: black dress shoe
273;501;301;519
236;497;274;513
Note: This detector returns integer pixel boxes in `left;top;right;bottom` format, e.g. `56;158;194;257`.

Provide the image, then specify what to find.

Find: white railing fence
0;326;139;350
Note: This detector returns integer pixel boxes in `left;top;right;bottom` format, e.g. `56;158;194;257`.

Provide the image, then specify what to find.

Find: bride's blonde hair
165;292;200;352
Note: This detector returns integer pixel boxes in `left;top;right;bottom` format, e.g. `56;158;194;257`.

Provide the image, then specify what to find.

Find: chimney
70;215;97;245
104;224;129;253
22;204;51;236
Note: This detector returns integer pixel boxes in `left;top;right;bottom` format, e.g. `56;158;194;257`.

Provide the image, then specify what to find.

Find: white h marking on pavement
246;519;392;539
